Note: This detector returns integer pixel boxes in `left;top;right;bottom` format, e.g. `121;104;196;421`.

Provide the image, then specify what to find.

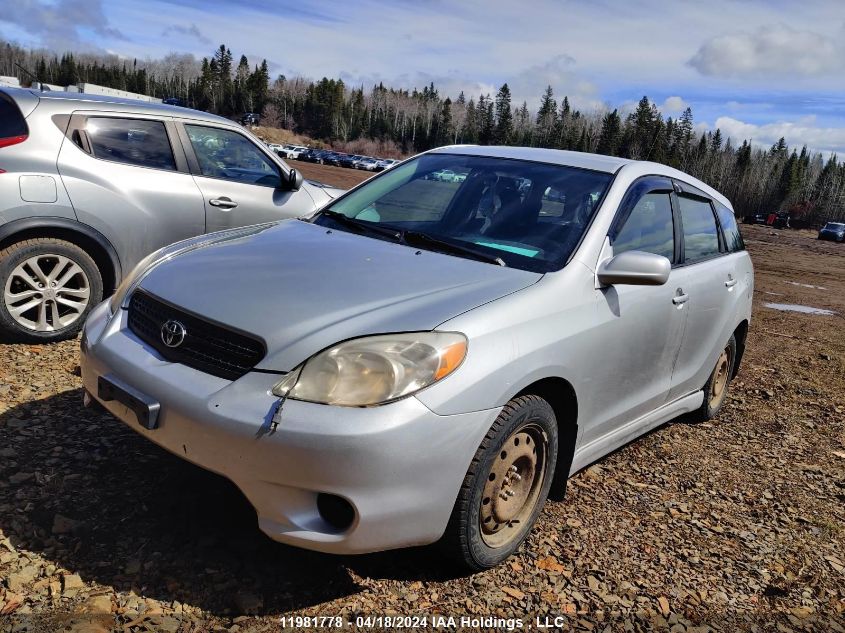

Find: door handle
209;197;238;209
725;277;738;288
672;292;689;305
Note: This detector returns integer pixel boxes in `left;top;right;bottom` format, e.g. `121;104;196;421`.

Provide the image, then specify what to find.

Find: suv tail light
0;92;29;152
0;134;27;149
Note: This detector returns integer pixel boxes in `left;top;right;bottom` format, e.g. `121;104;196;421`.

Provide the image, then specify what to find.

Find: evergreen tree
596;109;622;156
494;83;513;145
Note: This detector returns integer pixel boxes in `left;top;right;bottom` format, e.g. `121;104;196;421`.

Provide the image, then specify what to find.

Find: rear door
582;177;689;446
177;122;316;231
666;188;737;401
57;113;206;271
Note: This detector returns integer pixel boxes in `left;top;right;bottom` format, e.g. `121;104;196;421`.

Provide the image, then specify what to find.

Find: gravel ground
1;224;844;633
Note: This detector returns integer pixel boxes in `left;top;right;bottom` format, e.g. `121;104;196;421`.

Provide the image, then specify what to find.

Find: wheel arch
0;217;122;295
731;319;749;379
512;375;578;500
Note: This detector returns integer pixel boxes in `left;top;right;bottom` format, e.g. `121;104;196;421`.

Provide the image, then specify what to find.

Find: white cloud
714;115;845;155
660;96;688;113
689;24;844;78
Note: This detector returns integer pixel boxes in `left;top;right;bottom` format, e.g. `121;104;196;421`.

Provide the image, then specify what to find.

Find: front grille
127;290;265;380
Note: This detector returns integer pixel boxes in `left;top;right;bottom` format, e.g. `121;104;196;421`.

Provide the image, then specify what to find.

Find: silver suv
0;88;337;342
81;146;753;570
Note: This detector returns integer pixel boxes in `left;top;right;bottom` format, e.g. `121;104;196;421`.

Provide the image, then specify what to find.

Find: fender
0;216;123;285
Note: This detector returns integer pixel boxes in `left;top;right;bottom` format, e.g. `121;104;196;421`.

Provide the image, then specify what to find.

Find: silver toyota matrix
81;146;753;570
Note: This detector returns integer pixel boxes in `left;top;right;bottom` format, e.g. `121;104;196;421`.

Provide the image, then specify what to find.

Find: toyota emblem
160;319;187;348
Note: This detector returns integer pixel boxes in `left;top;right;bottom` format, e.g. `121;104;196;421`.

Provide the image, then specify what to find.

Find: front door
178;123;316;232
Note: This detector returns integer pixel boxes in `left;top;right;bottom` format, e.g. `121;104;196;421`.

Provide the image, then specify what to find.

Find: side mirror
597;250;671;286
284;168;303;192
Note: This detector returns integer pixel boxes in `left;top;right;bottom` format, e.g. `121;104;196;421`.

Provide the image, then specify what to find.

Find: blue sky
3;0;844;153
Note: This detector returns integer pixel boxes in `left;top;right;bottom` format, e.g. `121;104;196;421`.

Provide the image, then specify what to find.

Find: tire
0;238;103;343
689;334;737;422
440;395;558;571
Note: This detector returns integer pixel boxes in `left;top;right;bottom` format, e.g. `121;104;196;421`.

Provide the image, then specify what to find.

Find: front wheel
440;395;558;571
0;238;103;343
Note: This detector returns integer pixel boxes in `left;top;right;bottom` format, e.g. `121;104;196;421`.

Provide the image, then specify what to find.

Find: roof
430;145;633;174
0;86;231;125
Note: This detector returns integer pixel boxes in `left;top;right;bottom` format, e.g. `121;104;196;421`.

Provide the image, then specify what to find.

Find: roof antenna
14;63;42;91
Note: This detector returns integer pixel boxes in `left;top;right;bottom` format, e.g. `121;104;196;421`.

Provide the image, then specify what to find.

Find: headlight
272;332;467;406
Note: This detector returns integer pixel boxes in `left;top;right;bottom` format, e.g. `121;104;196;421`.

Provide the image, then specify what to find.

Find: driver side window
612;192;674;261
185;125;281;187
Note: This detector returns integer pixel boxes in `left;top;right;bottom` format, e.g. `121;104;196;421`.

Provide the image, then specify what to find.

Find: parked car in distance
743;213;769;225
280;144;308;159
240;112;260;126
376;158;398;171
323;152;345;167
162;97;186;107
338;154;363;169
0;87;340;342
296;148;322;163
818;221;845;242
266;143;285;154
356;157;380;171
81;146;752;570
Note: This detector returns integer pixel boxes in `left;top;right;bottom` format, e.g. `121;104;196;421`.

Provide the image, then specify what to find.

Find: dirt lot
0;224;843;632
294;161;374;190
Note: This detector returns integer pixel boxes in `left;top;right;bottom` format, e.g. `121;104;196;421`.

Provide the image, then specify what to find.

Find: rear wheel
690;334;736;422
0;238;103;342
441;395;558;571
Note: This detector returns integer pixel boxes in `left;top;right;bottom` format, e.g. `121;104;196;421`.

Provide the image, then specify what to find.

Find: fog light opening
317;493;355;532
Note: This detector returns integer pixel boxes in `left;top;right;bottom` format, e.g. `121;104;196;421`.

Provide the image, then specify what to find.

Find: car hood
137;220;541;372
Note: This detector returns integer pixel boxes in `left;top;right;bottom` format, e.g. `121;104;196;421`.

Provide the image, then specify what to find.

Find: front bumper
80;301;499;554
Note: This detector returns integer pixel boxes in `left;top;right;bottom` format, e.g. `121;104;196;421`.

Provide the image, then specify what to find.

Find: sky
2;0;844;154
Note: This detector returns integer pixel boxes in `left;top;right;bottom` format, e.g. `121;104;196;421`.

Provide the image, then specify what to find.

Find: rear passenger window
715;202;744;252
679;196;720;263
85;118;176;171
0;93;28;139
612;192;674;261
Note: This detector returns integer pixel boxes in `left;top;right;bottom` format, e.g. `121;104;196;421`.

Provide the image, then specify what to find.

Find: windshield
314;153;613;272
824;223;844;230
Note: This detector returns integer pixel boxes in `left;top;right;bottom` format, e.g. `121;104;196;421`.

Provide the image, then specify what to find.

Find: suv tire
0;238;103;343
441;395;559;571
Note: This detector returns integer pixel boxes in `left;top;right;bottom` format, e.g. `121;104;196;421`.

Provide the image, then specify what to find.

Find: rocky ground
1;224;843;633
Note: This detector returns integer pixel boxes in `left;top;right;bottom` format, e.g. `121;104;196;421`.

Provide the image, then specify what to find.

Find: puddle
764;302;836;316
786;281;827;290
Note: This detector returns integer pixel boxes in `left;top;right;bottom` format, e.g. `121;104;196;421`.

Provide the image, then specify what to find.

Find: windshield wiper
316;210;403;242
401;230;506;267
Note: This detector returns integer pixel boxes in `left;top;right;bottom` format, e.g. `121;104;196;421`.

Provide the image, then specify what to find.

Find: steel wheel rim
4;254;91;332
479;422;548;548
709;346;732;409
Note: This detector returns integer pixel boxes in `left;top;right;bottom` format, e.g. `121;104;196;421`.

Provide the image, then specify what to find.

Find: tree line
2;39;843;225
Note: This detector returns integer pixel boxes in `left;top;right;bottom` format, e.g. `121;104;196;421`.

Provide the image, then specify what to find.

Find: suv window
0;93;28;140
679;196;720;263
612;192;674;260
715;202;744;252
85;117;176;171
185;125;281;187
